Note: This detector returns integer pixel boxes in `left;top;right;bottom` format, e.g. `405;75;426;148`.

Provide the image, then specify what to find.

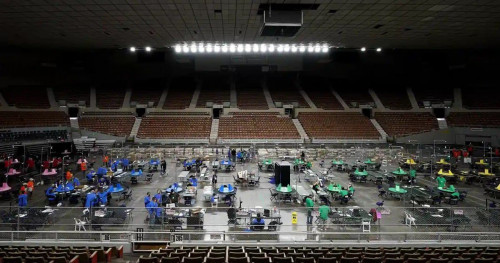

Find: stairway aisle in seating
437;118;448;129
189;80;202;109
130;117;142;137
292;119;309;142
370;119;388;140
210;119;219;144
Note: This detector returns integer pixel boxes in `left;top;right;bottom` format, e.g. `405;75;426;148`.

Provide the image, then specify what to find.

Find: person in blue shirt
18;191;27;207
144;192;151;207
154;190;162;205
73;177;81;187
146;197;158;224
98;188;108;206
251;213;265;231
85;190;97;208
87;170;96;184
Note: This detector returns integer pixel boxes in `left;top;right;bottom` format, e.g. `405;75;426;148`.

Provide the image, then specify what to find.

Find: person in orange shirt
26;178;34;200
103;156;109;167
66;170;73;181
81;161;87;175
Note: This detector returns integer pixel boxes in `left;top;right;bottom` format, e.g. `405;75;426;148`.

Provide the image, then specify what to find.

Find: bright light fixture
277;45;284;52
182;45;189;53
299;45;306;53
321;44;329;53
284;44;290;52
174;45;181;53
190;44;197;53
129;47;136;52
244;44;251;52
376;47;382;52
260;44;267;53
198;44;205;53
221;45;228;53
291;45;298;53
253;44;259;52
307;45;314;53
229;43;236;53
214;44;220;53
206;44;213;53
361;47;366;52
268;44;275;52
314;44;321;53
237;44;243;52
145;46;152;52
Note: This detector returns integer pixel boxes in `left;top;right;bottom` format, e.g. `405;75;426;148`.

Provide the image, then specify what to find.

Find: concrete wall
396;127;500;146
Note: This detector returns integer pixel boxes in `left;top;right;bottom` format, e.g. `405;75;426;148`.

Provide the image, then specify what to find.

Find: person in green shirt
305;195;314;225
409;169;417;184
339;188;349;204
436;176;446;188
348;184;355;196
306;162;312;169
319;205;330;227
451;191;460;198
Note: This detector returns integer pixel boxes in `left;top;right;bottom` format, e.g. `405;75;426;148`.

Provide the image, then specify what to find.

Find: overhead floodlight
268;44;275;52
321;44;329;53
253;44;259;52
260;44;267;53
182;44;189;53
237;44;244;52
229;43;236;53
198;44;205;53
214;44;220;53
221;45;228;53
206;44;213;53
244;44;251;52
291;45;298;53
361;47;366;52
284;44;290;52
277;45;284;52
314;44;321;53
174;45;182;53
307;45;314;53
299;45;306;53
190;44;197;53
145;46;152;52
376;47;382;52
129;47;136;52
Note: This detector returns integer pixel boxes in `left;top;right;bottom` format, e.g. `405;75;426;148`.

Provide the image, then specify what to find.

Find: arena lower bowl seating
0;111;69;128
137;116;211;139
0;245;123;263
375;112;438;137
447;112;500;128
0;130;68;143
218;113;300;139
79;116;135;137
298;112;380;139
137;245;500;263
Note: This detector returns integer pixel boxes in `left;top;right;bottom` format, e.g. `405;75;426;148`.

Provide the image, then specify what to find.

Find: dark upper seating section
0;130;68;143
2;86;50;109
197;75;230;107
447;112;500;128
412;81;453;108
334;79;374;108
219;112;300;139
301;76;343;110
137;115;211;139
96;82;126;109
131;78;165;106
53;85;90;106
0;111;68;128
236;74;268;110
268;74;309;108
375;112;438;137
462;87;500;109
298;112;380;139
371;80;412;110
163;77;196;109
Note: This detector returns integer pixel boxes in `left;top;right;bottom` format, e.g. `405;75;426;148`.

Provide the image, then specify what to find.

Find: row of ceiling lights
128;45;382;53
174;43;330;53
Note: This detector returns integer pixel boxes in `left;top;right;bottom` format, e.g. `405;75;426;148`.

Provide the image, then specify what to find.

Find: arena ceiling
1;0;500;50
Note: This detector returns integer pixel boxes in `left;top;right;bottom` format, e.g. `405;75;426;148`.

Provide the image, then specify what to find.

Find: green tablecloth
353;169;368;176
332;160;344;165
276;184;293;193
392;168;407;175
364;159;376;164
437;187;455;193
388;187;407;194
327;184;342;193
294;159;304;165
262;160;273;165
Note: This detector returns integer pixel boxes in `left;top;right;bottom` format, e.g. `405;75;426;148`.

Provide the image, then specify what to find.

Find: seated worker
251;213;265;231
65;170;73;181
348;184;355;196
45;185;58;205
73;177;81;187
210;193;218;207
312;181;321;193
85;190;98;208
86;170;96;184
18;191;28;208
98;188;108;206
339;188;349;204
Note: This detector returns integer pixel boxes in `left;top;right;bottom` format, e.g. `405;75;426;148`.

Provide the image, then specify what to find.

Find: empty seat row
131;78;165;106
298;112;380;139
0;111;69;128
375;112;438;137
447;112;500;128
197;76;230;107
96;82;127;109
79;116;135;137
218;114;300;139
53;85;90;106
137;116;212;139
1;86;51;109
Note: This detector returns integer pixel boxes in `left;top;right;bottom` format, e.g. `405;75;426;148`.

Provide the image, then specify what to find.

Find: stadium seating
447;112;500;128
412;84;453;107
79;116;135;137
298;112;380;139
139;245;500;263
268;74;309;107
334;80;373;108
462;87;500;109
0;245;123;263
131;78;165;106
197;75;230;107
236;75;268;110
96;82;127;109
0;130;68;143
300;77;343;110
53;85;90;106
375;112;438;137
163;77;195;109
218;113;300;139
137;116;211;139
0;111;69;128
2;86;50;109
372;87;412;110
